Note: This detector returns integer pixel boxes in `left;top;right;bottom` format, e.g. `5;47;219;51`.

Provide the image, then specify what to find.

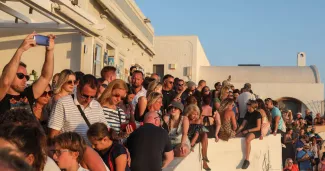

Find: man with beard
131;70;147;109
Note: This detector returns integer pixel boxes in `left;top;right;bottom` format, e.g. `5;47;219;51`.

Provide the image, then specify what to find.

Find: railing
164;135;282;171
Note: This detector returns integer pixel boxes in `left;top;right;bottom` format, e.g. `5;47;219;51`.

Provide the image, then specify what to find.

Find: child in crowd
186;104;210;171
52;132;88;171
87;122;130;171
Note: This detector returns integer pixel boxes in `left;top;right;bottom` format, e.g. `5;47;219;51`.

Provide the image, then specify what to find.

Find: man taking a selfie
0;32;55;115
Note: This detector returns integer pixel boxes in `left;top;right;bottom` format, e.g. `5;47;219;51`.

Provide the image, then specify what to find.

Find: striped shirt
48;94;107;145
103;107;127;133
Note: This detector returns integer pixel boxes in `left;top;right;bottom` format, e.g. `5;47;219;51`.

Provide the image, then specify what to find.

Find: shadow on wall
0;31;82;71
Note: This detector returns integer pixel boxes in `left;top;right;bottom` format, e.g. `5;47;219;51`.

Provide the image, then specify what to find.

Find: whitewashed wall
164;135;282;171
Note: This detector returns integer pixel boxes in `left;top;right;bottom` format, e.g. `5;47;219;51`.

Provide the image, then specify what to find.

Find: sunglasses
50;149;70;157
246;103;251;106
101;84;108;88
41;91;53;97
16;73;30;81
81;93;95;99
66;80;77;85
178;84;184;86
168;81;174;84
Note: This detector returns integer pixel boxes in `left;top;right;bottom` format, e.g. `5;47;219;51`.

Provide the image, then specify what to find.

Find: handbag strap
72;94;91;127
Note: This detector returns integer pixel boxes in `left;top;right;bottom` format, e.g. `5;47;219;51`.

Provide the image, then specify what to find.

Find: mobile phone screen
34;35;49;46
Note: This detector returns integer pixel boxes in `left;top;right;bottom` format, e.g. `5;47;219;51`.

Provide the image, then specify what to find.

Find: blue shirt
271;107;284;131
296;150;313;170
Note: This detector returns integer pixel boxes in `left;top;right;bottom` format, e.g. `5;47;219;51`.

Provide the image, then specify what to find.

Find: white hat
297;113;302;116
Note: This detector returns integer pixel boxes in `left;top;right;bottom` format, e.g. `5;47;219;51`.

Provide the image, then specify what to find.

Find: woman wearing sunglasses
33;84;53;133
53;69;76;102
236;99;262;169
98;79;133;140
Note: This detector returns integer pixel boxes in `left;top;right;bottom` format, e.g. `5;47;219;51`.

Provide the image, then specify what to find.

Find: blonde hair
219;98;234;115
220;85;230;100
98;79;128;106
284;158;293;168
147;92;163;107
183;104;200;117
146;80;162;97
54;69;75;94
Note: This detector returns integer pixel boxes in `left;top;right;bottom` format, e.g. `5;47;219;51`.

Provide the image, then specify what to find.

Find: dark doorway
153;64;164;80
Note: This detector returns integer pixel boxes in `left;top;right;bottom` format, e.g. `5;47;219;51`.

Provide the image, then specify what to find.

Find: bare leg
245;133;256;160
201;132;208;159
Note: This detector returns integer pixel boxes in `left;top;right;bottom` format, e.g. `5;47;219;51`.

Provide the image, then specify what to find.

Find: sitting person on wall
236;100;262;169
318;155;325;171
218;98;237;141
163;101;190;157
186;104;210;171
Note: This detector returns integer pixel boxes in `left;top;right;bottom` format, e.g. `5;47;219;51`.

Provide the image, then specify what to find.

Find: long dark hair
0;123;47;171
256;98;272;122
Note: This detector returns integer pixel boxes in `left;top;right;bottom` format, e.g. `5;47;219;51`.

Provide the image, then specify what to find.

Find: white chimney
297;52;306;66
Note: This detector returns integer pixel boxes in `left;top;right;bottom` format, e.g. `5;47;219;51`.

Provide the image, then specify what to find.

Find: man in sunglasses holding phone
0;32;55;115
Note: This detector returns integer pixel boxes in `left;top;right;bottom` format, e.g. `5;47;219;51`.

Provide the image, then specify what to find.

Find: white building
154;36;324;116
0;0;155;80
153;36;210;82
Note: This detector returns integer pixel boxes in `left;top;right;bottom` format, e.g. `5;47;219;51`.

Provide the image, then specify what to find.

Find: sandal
202;157;210;163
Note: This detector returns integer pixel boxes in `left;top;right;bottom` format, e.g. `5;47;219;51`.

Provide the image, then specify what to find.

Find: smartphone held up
33;35;49;46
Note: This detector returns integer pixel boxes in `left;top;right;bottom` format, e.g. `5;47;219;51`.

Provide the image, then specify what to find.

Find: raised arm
32;34;55;99
0;33;36;101
137;96;147;118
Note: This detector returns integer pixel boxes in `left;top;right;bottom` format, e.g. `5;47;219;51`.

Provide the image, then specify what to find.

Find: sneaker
241;160;250;169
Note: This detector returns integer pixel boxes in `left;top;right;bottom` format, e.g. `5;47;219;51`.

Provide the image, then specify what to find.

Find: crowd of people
0;33;324;171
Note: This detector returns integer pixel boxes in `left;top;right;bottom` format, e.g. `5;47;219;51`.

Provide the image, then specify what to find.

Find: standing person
128;66;137;84
0;33;55;114
135;92;163;122
237;83;255;125
181;81;197;104
48;74;106;143
87;123;130;171
52;73;60;91
196;80;206;93
101;66;117;83
151;73;161;82
98;79;132;137
265;98;286;136
33;84;53;133
305;109;313;126
211;82;222;102
282;129;296;167
53;69;76;101
162;74;177;113
236;100;262;169
52;132;88;171
127;111;174;171
131;70;147;113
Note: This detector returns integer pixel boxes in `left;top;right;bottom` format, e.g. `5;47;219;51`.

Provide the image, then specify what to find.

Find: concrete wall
154;36;210;83
164;135;282;171
0;29;82;76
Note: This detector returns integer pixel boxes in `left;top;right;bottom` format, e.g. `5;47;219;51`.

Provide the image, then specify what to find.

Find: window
93;44;102;77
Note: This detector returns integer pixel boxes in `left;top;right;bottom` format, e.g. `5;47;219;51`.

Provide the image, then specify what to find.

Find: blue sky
137;0;325;82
